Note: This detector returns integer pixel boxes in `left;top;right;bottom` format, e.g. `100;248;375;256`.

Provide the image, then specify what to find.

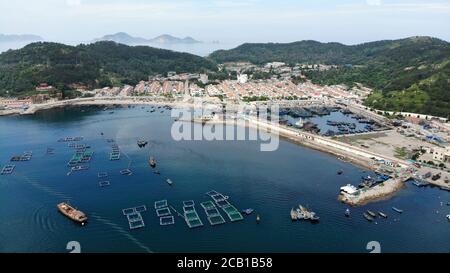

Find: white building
432;145;450;162
200;74;209;84
237;73;248;84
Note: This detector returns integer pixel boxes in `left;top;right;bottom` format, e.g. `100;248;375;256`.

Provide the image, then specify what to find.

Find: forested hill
0;41;217;96
209;37;450;118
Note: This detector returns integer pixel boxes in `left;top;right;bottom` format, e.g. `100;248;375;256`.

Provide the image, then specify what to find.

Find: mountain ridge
93;32;202;45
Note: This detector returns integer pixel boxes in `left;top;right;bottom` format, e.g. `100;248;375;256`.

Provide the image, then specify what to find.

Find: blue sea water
0;106;449;253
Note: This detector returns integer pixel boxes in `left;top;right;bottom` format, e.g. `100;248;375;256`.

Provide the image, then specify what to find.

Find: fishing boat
137;140;148;148
297;205;320;222
57;202;87;224
447;215;450;221
291;208;298;220
149;157;156;168
363;212;374;222
366;210;376;218
242;208;254;215
378;212;388;218
345;208;350;217
166;179;173;186
392;207;403;213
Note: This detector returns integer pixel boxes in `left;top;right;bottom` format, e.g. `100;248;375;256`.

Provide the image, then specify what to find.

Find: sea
0;106;449;253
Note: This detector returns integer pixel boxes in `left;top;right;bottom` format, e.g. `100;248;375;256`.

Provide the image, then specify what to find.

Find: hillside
209;37;450;117
0;41;216;96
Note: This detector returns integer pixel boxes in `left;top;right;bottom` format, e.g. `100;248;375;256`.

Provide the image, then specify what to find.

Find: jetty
338;176;410;206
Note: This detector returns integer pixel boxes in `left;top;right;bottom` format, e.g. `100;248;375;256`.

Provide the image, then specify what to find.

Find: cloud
366;0;382;6
66;0;81;7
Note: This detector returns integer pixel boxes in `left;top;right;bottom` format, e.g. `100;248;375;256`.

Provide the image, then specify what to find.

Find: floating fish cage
71;165;89;172
58;136;84;142
211;193;227;203
99;181;111;187
160;216;175;226
120;169;132;176
184;206;204;228
1;164;15;175
156;207;172;217
183;206;196;214
98;172;108;178
201;201;225;226
122;205;147;230
206;190;219;197
127;213;145;230
183;200;195;207
154;200;168;209
10;151;32;162
46;148;55;155
221;205;244;222
110;153;120;160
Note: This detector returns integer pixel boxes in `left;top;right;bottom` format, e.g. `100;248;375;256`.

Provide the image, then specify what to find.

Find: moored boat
363;212;374;222
57;202;87;224
366;210;376;218
291;208;298;220
149;157;156;168
392;207;403;213
242;208;254;215
378;212;388;218
447;215;450;221
166;179;173;186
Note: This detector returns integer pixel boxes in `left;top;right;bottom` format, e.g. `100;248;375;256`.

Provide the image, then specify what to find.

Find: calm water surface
0;106;449;253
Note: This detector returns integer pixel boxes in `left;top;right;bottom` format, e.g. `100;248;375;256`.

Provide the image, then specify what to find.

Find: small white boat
446;215;450;221
166;179;173;186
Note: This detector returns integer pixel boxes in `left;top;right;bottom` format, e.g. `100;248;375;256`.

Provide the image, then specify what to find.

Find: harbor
0;106;449;253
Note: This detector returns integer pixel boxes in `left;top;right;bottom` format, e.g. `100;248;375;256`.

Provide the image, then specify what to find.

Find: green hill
210;37;450;118
0;41;217;96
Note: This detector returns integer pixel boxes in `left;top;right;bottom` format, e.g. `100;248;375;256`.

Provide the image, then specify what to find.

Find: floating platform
110;153;120;160
222;205;244;222
1;164;15;175
154;200;168;209
127;213;145;230
201;201;225;226
98;172;108;178
120;169;132;175
156;207;172;217
160;216;175;226
122;206;147;214
183;205;204;228
122;206;147;230
206;190;219;197
183;200;195;207
99;181;110;187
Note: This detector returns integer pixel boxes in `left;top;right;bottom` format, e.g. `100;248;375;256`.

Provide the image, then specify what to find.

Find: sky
0;0;449;45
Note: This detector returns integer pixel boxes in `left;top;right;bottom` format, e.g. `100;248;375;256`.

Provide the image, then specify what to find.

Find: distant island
0;34;43;43
93;32;202;45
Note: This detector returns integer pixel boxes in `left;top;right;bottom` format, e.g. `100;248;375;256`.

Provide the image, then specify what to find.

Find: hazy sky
1;0;449;44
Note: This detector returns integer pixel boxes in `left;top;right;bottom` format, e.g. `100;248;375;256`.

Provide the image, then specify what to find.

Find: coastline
2;97;447;206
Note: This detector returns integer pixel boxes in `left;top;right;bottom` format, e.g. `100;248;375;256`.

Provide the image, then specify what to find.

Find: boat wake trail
90;213;153;253
15;172;73;201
